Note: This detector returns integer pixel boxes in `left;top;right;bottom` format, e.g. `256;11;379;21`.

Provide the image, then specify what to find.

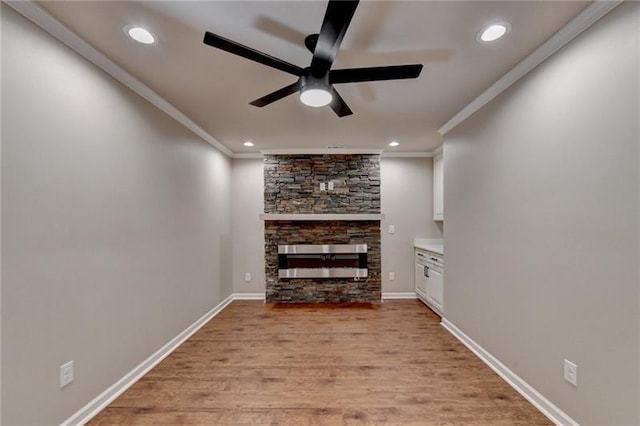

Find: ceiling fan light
300;88;332;108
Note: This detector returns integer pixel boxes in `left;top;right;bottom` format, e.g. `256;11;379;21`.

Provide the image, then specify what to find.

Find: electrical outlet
320;182;326;191
389;272;395;281
245;272;251;282
328;181;334;190
60;360;74;388
388;225;395;234
564;359;577;386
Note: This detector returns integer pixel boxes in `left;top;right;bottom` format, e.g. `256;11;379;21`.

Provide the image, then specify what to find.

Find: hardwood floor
90;300;551;425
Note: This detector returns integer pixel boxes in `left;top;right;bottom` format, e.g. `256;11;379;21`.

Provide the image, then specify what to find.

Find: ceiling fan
202;0;423;117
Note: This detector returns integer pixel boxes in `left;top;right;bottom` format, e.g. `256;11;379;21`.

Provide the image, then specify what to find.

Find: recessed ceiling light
477;22;511;43
126;26;156;45
243;141;254;147
389;141;399;147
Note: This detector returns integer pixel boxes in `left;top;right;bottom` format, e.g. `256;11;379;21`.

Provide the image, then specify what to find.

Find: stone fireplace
262;154;382;303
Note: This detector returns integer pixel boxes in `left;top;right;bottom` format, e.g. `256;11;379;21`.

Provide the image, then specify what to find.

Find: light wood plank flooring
90;300;551;425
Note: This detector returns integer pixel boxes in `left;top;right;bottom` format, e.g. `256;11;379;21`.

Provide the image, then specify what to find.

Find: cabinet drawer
425;252;443;266
415;249;429;260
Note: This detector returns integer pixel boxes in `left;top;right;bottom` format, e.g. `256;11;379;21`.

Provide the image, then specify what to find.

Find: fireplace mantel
259;213;384;221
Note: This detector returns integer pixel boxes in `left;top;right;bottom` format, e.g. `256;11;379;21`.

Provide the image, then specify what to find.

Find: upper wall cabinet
433;153;444;221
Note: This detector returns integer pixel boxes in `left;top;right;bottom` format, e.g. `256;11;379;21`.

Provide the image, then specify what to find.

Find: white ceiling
37;1;589;154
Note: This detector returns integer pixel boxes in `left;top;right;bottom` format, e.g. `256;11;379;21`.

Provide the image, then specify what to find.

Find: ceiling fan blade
309;0;359;77
329;87;353;117
203;32;304;76
249;81;301;107
330;64;423;84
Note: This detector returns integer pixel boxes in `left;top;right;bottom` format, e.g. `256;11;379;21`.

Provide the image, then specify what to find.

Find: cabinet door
433;154;444;221
415;262;428;295
428;267;444;311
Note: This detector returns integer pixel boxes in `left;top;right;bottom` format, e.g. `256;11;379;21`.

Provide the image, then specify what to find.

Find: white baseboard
234;292;414;302
232;292;265;300
62;294;235;426
382;292;417;300
441;318;579;426
234;293;415;302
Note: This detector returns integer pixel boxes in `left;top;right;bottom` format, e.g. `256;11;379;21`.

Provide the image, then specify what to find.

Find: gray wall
1;6;232;425
381;157;443;293
443;4;639;425
232;158;265;294
232;157;442;294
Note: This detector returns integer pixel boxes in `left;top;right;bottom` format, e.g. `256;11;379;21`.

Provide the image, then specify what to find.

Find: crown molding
382;151;434;158
5;0;235;158
261;148;384;155
232;153;265;159
233;151;442;159
438;0;622;135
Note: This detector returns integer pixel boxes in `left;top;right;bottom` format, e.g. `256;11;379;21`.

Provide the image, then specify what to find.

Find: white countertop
414;238;444;255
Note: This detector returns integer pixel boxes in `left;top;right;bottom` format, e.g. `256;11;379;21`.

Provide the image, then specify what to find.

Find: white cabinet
427;263;443;312
415;248;444;316
433;153;444;221
415;253;428;299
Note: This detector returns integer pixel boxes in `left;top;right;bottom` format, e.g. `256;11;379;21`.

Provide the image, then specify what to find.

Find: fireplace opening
278;244;367;279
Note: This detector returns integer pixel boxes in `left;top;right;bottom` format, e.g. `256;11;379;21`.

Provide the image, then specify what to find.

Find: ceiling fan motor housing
301;72;330;93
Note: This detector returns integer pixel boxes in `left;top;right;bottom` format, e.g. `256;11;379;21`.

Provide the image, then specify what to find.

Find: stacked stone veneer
264;154;381;303
264;154;380;214
265;221;381;303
